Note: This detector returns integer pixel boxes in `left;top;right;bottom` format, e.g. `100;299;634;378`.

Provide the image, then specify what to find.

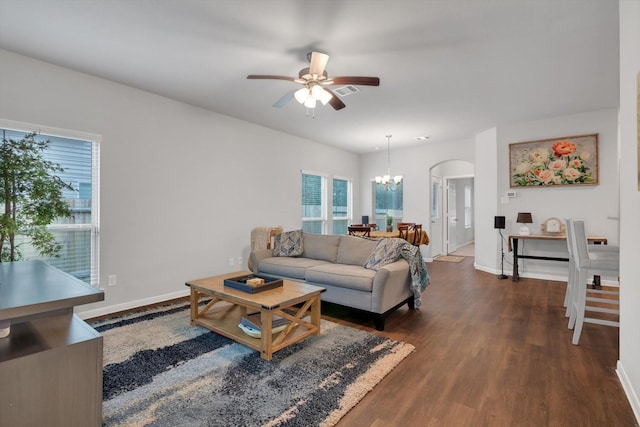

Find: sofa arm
370;259;412;313
249;249;273;273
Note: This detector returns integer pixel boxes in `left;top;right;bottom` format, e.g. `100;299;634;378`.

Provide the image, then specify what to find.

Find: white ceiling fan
247;52;380;112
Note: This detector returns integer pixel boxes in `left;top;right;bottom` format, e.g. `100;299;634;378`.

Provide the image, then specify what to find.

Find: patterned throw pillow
272;230;304;257
363;238;406;270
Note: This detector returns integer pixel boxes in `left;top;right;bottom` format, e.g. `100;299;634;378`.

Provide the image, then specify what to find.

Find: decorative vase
386;226;393;232
0;319;10;339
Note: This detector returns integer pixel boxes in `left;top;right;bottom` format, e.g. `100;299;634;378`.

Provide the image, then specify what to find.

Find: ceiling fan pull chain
305;107;316;118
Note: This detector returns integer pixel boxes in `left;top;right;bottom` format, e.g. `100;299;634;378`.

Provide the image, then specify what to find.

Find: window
1;124;100;287
332;177;352;235
431;180;440;220
301;172;352;235
464;184;472;228
301;172;327;234
372;181;403;230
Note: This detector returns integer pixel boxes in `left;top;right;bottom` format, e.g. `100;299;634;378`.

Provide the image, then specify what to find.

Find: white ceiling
0;0;620;153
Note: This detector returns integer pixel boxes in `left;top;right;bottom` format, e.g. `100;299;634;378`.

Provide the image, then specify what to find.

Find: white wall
449;176;474;248
0;49;360;317
617;0;640;422
474;127;500;274
491;109;620;281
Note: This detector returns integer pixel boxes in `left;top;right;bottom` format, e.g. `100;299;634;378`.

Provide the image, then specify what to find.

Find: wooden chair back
348;225;372;237
412;224;423;245
397;223;415;242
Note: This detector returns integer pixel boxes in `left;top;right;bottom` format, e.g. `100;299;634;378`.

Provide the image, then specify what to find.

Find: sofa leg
407;295;415;310
373;314;385;331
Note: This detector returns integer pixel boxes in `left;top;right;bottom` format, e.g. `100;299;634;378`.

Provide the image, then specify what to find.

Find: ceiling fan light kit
247;51;380;116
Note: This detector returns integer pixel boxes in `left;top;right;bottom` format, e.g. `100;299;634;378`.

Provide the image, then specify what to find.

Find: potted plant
386;214;393;232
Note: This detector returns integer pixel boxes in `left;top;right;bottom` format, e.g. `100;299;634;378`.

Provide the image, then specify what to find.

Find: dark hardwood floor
322;257;637;427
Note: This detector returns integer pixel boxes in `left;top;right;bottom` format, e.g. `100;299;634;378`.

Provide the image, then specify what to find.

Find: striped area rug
90;301;414;427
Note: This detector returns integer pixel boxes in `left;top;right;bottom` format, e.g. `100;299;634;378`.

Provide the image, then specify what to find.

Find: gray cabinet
0;261;104;427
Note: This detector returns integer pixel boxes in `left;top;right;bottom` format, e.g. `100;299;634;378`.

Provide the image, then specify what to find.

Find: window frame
372;179;404;230
301;170;328;234
332;175;353;235
464;184;472;229
0;119;101;288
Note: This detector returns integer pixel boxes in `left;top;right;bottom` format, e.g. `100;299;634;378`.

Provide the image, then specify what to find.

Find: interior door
430;176;443;257
446;180;457;253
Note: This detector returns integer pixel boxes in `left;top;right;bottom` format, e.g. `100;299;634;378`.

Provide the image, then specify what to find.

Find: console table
0;260;104;427
509;234;607;282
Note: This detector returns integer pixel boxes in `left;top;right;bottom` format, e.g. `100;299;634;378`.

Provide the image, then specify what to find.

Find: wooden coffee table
185;271;325;360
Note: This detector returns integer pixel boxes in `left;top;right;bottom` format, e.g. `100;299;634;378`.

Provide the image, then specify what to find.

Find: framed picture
509;133;599;187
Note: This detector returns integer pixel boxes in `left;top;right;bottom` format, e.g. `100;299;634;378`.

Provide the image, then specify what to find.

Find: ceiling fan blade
247;75;296;81
325;89;346;110
273;90;296;108
308;52;329;77
329;76;380;86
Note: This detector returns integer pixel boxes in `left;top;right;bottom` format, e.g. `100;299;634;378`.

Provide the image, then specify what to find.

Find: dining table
370;229;430;245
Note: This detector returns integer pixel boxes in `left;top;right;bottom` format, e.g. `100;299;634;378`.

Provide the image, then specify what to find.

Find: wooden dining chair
397;223;415;242
348;225;372;237
412;224;423;246
397;222;415;228
397;224;409;241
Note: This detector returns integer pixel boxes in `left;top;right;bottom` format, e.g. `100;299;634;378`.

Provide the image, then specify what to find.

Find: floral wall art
509;134;599;187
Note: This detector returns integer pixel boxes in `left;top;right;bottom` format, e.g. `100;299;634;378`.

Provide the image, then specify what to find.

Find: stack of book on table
238;312;289;338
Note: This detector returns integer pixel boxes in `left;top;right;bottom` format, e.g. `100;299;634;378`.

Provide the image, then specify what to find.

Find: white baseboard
617;360;640;425
76;288;190;320
474;264;498;275
472;263;619;286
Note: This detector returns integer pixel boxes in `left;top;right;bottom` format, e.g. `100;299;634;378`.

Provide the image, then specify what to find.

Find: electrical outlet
108;275;117;286
228;258;235;266
237;256;243;267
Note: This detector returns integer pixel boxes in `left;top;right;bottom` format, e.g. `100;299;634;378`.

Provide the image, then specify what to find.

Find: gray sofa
249;232;417;330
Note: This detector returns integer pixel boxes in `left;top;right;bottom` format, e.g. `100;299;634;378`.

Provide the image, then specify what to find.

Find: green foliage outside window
0;132;73;262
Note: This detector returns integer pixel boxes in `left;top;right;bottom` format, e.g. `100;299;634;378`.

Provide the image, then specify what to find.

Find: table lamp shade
516;212;533;224
494;216;506;229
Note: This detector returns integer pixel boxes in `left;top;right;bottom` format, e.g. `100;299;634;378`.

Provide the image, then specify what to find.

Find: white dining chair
567;219;620;345
563;218;619;317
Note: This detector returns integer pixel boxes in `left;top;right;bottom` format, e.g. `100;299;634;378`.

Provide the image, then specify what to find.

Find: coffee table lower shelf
192;303;318;358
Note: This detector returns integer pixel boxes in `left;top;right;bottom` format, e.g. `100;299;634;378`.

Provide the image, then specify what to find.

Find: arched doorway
429;160;475;258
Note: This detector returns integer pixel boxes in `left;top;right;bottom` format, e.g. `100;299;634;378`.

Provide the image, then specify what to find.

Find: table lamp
517;212;533;235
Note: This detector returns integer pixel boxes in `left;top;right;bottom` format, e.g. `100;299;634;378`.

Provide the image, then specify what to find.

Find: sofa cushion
306;264;376;292
272;229;303;257
258;257;330;280
364;238;405;270
337;235;377;266
302;233;340;262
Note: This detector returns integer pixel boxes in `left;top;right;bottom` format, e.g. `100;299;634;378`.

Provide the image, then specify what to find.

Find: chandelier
294;83;333;117
375;135;402;190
